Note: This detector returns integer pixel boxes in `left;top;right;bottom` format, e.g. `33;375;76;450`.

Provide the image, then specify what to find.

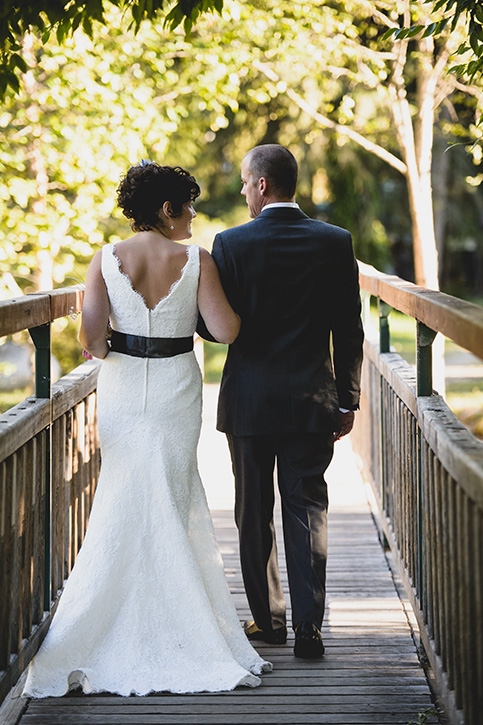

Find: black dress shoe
244;620;287;644
294;622;325;659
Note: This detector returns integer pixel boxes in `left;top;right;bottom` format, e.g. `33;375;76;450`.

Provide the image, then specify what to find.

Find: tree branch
342;37;396;63
454;79;483;99
252;60;408;176
340;0;398;32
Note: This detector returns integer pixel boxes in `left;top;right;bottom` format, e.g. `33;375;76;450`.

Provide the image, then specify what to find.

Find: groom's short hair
246;144;298;199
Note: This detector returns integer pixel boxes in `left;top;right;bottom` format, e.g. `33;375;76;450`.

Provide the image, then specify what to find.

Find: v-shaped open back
111;244;191;312
100;243;200;339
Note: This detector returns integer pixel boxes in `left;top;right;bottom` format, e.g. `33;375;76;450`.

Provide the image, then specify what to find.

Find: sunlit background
1;0;482;435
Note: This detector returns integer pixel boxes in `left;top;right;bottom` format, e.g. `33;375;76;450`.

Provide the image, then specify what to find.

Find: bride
23;160;271;698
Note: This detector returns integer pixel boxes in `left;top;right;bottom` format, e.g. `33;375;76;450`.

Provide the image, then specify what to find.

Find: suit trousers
226;431;334;632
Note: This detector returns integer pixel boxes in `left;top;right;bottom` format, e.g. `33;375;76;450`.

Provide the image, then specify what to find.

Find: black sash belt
110;330;193;358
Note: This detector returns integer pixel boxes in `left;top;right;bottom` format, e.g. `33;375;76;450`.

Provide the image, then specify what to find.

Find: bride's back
113;235;189;311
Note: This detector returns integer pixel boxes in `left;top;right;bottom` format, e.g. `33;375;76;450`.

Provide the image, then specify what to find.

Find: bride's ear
162;201;173;219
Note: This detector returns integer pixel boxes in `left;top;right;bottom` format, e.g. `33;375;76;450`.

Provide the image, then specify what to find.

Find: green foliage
51;315;84;374
164;0;223;35
382;0;483;81
0;8;248;295
322;140;394;272
407;706;438;724
0;0;223;97
0;0;481;306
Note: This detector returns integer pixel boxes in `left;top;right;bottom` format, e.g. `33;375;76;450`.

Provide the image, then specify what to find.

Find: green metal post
29;323;51;399
378;300;391;354
416;321;437;397
29;323;52;611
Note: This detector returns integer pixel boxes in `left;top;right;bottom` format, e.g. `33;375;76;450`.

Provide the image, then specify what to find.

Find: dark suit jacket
201;206;364;436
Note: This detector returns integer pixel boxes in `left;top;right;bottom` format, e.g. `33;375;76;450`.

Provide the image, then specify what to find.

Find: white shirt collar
261;202;300;211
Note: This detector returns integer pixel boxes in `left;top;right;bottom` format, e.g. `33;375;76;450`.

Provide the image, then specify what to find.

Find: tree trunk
388;28;440;290
405;164;439;290
23;36;54;292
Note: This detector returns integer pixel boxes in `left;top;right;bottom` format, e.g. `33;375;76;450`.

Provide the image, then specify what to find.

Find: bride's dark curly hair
116;162;201;232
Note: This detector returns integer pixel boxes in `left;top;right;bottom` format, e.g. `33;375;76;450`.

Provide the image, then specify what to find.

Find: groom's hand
334;411;355;441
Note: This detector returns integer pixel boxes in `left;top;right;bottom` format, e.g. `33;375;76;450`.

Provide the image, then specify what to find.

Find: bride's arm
78;251;110;359
197;248;240;344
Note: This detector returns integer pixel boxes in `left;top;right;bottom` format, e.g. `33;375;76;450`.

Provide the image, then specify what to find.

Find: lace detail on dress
23;240;271;698
100;244;199;338
111;244;191;312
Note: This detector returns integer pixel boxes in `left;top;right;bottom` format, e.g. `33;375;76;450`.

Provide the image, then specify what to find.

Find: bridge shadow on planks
17;437;439;725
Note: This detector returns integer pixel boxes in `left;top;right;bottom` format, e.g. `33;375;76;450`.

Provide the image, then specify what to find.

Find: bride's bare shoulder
199;247;214;267
112;234;142;251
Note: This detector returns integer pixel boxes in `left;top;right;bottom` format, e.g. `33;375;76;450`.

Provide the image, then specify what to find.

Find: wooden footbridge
1;265;482;725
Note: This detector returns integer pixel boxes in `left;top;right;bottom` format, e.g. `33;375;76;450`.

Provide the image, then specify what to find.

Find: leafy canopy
1;0;482;97
0;0;222;94
382;0;483;80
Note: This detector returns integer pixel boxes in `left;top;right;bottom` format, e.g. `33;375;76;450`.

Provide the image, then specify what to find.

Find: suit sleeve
211;233;240;312
331;233;364;410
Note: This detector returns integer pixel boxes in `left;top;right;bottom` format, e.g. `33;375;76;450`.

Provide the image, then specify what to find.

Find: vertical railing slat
0;459;12;670
462;491;474;725
474;506;483;719
52;416;66;597
22;443;33;641
65;410;74;580
32;433;46;627
440;469;451;678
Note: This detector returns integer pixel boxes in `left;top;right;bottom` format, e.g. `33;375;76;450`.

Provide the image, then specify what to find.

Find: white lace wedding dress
23;243;271;698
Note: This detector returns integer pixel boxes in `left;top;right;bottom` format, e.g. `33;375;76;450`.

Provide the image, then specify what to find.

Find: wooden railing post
28;323;52;612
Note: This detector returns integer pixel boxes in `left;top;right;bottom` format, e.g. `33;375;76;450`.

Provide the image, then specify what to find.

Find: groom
203;144;363;658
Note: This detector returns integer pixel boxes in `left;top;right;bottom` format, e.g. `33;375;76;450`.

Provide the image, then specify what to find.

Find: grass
445;384;483;439
203;341;228;383
0;386;33;414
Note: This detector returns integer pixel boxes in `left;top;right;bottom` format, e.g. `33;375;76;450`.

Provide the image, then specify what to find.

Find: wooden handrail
0;273;481;721
0;285;84;338
2;272;481;360
358;262;483;360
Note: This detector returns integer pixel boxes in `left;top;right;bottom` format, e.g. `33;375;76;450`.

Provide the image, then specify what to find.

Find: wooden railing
1;274;482;724
353;264;483;725
0;287;101;704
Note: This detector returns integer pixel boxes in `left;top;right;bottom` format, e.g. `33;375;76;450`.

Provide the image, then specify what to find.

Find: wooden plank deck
8;386;438;724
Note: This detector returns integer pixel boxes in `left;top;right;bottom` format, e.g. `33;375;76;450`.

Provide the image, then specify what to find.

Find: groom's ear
258;177;268;195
